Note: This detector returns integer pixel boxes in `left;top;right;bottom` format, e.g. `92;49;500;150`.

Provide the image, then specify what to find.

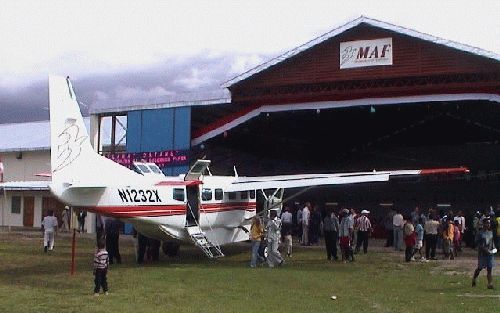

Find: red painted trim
192;103;260;138
420;167;470;175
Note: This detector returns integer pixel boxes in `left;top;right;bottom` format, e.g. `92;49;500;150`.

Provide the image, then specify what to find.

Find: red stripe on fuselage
83;202;257;218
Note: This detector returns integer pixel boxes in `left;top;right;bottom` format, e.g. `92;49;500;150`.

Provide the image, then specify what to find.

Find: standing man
301;202;311;246
411;207;421;225
60;206;70;232
266;210;284;268
384;208;395;247
393;209;404;251
339;209;354;262
42;210;58;252
356;210;372;254
78;209;87;233
424;213;440;260
323;208;339;261
296;205;303;243
472;219;496;289
105;218;122;264
454;210;466;250
281;206;293;257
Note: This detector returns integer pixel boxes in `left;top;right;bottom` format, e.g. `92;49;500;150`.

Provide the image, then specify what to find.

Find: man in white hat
355;210;373;254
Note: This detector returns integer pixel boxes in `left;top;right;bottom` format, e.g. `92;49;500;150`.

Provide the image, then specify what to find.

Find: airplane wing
224;167;468;192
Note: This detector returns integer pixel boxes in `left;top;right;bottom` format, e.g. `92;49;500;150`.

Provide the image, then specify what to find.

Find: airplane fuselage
50;176;257;245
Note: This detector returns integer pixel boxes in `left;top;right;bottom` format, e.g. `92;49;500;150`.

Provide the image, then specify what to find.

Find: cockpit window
136;164;150;173
148;164;162;174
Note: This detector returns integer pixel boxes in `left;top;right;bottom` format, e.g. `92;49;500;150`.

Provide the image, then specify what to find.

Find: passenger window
240;191;248;199
202;188;212;201
173;188;184;201
249;190;256;199
228;192;236;200
215;189;223;200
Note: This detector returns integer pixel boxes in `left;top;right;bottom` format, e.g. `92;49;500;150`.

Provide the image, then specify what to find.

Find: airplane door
186;185;200;226
184;160;211;181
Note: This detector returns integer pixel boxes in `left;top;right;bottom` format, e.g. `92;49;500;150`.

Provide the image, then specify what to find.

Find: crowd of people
248;202;498;289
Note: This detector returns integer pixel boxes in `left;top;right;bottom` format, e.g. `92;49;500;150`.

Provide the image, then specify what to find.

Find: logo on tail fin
54;119;88;173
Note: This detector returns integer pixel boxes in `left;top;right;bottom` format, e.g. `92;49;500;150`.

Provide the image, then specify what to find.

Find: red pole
70;228;76;275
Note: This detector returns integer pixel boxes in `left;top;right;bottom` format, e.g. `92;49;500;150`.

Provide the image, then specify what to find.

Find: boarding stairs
185;225;224;258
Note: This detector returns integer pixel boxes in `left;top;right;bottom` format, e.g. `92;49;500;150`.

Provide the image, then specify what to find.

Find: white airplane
48;76;469;258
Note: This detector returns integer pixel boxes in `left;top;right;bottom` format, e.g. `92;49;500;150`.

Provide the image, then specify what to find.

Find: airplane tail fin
49;76;139;185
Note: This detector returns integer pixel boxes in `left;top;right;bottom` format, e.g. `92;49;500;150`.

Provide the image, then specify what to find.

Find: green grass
0;232;497;313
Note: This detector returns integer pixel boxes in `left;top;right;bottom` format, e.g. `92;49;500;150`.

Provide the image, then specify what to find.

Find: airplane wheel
162;241;180;257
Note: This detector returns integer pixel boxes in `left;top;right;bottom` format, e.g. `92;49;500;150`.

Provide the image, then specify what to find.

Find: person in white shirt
42;210;59;252
301;202;311;246
454;210;466;250
393;210;404;251
281;207;293;257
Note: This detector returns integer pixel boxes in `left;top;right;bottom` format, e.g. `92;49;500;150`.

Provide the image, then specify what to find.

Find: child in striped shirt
93;239;109;296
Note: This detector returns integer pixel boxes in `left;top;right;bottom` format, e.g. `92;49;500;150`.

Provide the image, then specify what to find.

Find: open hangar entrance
190;17;500;216
193;99;500;214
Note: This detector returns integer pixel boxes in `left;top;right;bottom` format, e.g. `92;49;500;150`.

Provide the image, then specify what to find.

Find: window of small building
215;189;223;200
228;192;237;200
11;196;21;214
249;190;256;199
202;188;212;201
173;188;185;201
240;191;248;199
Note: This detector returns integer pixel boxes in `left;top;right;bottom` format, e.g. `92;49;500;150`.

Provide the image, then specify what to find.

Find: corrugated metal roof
222;16;500;88
0;117;116;153
90;89;231;114
0;180;50;191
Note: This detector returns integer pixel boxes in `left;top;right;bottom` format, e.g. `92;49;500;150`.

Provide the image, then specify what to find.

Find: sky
0;0;499;123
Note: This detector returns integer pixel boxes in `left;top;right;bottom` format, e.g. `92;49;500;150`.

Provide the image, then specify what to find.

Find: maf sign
340;38;393;69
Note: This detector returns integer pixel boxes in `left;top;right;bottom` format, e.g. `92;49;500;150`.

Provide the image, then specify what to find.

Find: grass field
0;231;497;313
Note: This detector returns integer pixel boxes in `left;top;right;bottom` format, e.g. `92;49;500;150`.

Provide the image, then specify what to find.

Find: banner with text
104;150;189;169
340;38;393;69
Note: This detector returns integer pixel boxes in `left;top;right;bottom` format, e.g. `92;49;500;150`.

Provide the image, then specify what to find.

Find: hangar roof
222;16;500;88
90;89;231;115
0;117;115;153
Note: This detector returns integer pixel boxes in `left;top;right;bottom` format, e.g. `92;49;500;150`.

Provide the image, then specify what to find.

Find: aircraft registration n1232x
48;76;469;258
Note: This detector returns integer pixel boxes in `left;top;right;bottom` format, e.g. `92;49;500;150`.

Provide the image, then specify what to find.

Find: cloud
0;52;271;123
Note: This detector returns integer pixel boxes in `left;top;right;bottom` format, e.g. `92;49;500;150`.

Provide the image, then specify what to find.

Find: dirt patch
430;249;499;276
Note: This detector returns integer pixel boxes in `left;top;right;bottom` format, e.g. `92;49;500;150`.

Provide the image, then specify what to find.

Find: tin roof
0;117;117;153
0;180;50;191
90;89;231;115
222;16;500;88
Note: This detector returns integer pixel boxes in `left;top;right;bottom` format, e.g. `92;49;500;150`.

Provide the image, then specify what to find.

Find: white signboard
340;38;393;69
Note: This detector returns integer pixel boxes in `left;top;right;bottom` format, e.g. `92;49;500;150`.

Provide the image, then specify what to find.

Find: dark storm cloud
0;80;50;123
0;53;269;123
